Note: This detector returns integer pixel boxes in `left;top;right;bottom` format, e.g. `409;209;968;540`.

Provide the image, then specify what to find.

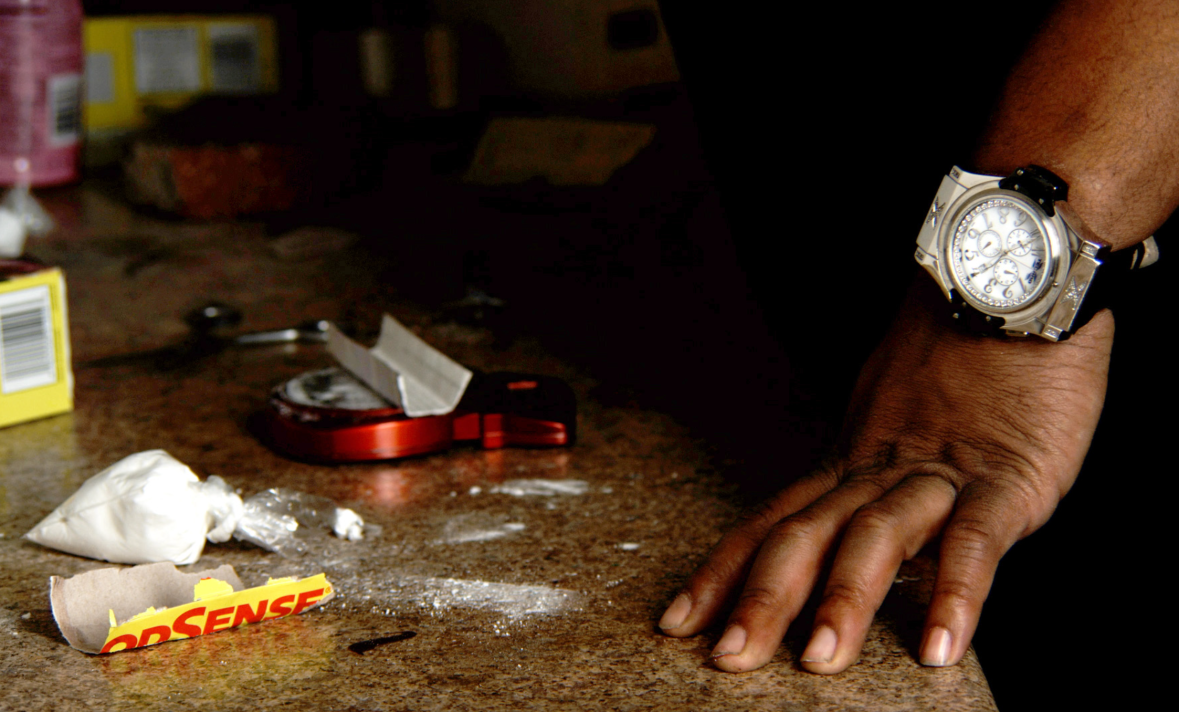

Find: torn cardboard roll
49;562;334;654
327;314;472;417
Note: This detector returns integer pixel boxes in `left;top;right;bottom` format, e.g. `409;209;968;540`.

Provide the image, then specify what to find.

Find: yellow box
0;266;73;429
83;15;280;133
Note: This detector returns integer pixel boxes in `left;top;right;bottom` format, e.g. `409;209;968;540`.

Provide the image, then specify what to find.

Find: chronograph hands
968;247;1014;279
917;167;1103;338
968;247;1035;280
917;165;1158;340
951;199;1048;308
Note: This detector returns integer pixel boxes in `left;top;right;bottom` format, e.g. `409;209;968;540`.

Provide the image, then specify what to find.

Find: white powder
488;479;589;497
23;450;244;565
436;514;526;545
26;450;369;565
332;507;365;542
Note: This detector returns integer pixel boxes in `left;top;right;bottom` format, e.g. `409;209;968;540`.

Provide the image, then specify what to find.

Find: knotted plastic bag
24;450;366;565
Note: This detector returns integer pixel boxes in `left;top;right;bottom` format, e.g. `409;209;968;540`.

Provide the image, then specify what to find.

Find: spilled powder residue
437;513;526;544
0;609;19;638
489;479;589;497
407;577;582;618
326;571;584;620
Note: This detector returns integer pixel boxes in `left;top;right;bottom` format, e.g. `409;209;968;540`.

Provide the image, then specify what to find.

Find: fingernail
921;626;953;666
710;625;747;659
801;625;838;664
658;594;692;631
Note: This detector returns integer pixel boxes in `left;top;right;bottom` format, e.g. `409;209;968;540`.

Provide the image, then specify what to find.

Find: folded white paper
327;314;472;417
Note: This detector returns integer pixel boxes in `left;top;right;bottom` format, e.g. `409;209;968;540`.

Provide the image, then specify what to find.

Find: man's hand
658;278;1113;672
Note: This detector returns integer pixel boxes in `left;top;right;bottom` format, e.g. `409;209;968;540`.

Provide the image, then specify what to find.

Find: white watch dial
950;198;1050;310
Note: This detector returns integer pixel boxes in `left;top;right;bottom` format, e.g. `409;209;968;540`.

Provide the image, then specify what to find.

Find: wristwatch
914;165;1159;341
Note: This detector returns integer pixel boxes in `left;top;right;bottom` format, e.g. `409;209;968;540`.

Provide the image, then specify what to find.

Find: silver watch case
915;166;1104;341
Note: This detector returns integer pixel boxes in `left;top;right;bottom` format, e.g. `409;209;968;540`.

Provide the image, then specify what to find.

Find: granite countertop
0;188;996;711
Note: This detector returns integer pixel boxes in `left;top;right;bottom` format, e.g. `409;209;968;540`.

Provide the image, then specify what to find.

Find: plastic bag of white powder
24;450;366;565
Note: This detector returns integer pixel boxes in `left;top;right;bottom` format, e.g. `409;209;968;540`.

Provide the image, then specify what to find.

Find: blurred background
3;0;816;485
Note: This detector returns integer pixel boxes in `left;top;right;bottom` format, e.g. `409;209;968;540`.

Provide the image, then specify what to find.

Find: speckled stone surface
0;189;996;711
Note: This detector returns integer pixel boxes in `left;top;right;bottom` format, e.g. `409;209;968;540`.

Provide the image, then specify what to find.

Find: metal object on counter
262;367;577;462
81;302;330;370
185;302;329;345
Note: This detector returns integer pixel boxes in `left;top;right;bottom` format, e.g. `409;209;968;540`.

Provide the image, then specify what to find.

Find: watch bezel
937;184;1074;326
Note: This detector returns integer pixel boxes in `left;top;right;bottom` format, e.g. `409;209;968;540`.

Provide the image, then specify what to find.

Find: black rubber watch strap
938;165;1158;339
947;290;1007;335
1063;239;1156;339
998;165;1068;217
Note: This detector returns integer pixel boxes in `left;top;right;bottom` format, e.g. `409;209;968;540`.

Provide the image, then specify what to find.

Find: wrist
901;274;1114;355
914;165;1156;340
967;156;1162;252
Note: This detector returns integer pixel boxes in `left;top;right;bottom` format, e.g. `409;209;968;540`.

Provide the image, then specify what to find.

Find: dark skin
658;0;1179;672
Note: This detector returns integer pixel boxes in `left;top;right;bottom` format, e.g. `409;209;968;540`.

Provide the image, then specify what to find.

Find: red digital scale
262;368;576;462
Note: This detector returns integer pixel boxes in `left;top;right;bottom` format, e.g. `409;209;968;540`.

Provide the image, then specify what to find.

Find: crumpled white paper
24;449;367;565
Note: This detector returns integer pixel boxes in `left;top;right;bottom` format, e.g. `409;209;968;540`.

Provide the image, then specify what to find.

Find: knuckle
810;459;842;485
722;520;774;554
941;517;1001;560
934;441;1060;516
931;578;985;608
766;514;825;550
735;584;786;614
821;580;876;616
839;442;899;480
733;505;776;533
846;502;904;538
694;554;742;589
939;438;1044;488
995;472;1054;517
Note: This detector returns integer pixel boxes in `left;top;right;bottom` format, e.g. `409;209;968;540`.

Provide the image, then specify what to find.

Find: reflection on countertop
0;186;996;711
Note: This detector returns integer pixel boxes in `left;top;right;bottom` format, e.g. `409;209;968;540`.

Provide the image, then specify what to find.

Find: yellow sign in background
84;15;280;133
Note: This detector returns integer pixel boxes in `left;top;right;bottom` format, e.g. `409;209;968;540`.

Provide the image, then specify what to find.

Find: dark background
658;2;1175;709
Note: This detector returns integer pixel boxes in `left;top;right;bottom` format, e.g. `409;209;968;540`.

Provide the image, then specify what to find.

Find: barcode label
134;27;202;95
0;285;57;394
208;24;261;93
47;74;82;147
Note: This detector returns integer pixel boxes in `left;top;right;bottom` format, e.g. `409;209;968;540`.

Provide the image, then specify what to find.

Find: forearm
973;0;1179;250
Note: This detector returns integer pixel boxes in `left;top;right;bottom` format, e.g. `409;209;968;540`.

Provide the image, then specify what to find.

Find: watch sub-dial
1007;229;1032;256
951;198;1050;309
976;230;1002;257
994;259;1019;285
